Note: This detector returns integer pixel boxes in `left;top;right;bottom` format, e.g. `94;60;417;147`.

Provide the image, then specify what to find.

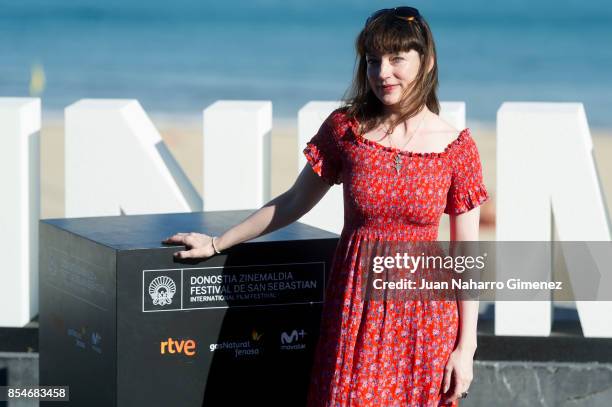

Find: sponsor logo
91;332;102;354
66;326;103;354
251;329;263;342
160;338;197;356
67;326;87;349
280;329;307;351
149;276;177;306
209;329;264;358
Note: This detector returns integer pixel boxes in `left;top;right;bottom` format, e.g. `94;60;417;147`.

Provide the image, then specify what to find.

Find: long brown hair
343;11;440;134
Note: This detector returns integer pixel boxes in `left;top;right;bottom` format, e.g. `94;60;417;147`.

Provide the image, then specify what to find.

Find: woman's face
366;49;421;106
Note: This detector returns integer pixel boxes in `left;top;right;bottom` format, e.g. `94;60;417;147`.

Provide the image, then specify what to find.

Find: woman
164;6;488;406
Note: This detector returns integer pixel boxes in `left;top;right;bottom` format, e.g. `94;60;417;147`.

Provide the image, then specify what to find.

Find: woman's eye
391;57;404;62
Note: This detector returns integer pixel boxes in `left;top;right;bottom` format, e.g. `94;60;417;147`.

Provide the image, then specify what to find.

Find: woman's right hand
162;232;216;260
160;163;331;261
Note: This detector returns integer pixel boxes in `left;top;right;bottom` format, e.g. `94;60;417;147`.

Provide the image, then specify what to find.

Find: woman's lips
382;84;397;93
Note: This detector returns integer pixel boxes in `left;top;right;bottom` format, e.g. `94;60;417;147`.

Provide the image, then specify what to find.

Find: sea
1;0;611;126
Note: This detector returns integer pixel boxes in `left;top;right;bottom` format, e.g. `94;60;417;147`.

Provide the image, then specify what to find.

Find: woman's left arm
442;206;480;403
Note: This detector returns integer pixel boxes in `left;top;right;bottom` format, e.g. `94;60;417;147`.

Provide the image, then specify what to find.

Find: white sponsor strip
65;99;201;217
0;98;41;326
203;101;272;210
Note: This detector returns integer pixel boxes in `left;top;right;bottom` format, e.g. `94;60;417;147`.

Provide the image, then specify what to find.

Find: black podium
39;211;339;406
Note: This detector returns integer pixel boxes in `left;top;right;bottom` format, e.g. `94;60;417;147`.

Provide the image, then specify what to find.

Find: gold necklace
386;113;427;174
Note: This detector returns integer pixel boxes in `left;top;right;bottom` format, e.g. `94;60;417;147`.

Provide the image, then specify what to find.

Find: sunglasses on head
365;6;421;27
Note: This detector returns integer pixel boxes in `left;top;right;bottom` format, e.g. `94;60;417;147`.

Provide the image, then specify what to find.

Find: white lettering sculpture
0;98;41;326
496;102;612;337
65;99;201;218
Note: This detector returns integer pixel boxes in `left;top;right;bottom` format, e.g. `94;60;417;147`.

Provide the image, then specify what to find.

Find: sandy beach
40;119;612;241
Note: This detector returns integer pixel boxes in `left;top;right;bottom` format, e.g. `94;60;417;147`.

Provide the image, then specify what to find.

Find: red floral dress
303;109;489;406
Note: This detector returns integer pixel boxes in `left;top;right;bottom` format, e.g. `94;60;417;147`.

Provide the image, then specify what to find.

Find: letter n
496;103;612;337
65;99;201;217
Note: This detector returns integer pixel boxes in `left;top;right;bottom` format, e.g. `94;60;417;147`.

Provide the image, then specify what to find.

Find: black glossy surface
39;210;339;407
42;210;339;250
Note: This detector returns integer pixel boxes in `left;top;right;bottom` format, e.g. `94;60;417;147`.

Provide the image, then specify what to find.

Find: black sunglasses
365;6;421;27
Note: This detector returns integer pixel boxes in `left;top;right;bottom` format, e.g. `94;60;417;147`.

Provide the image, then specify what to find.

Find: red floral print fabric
303;109;489;406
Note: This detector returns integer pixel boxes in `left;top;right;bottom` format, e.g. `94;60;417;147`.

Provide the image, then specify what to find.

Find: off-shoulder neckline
347;116;470;158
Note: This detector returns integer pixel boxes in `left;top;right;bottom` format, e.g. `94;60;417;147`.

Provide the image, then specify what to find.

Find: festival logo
149;275;177;306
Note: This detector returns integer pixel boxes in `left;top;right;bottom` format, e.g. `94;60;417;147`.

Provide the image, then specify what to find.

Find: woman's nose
378;59;392;79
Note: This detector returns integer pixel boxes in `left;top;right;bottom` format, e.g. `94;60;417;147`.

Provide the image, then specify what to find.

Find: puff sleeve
444;131;490;215
302;114;343;186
